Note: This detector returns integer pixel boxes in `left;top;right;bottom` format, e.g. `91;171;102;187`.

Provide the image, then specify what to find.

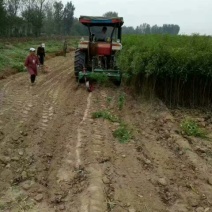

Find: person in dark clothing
97;26;107;41
37;43;45;65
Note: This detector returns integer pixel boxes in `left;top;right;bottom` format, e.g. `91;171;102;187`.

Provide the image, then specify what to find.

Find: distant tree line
123;23;180;35
103;12;180;35
0;0;75;37
0;5;180;37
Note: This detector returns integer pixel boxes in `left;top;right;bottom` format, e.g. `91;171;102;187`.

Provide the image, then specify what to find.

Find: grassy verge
92;110;132;143
92;110;120;122
180;118;208;138
0;37;78;77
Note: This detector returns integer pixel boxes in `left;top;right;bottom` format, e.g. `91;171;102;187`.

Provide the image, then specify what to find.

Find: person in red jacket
24;48;40;85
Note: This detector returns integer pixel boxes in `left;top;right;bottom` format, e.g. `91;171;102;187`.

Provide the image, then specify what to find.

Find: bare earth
0;53;212;212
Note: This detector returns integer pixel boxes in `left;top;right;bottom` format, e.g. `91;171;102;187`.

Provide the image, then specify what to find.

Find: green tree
63;1;75;35
162;24;180;35
42;1;55;35
103;11;118;18
21;0;46;36
0;0;7;36
70;17;87;36
5;0;25;36
53;1;64;34
122;26;135;34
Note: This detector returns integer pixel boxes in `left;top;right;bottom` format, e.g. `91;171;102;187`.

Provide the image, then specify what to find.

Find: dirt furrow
1;52;212;212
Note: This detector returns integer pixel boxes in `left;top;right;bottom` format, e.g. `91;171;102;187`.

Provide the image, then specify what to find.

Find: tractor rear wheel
74;49;85;82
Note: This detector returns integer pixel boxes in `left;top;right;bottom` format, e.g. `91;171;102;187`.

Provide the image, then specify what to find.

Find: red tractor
74;16;124;90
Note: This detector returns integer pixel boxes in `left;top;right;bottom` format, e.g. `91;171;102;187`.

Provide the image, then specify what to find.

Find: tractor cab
79;16;123;42
74;16;124;89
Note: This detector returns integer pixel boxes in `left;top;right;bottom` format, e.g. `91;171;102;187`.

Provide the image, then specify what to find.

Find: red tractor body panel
78;41;122;52
96;43;112;55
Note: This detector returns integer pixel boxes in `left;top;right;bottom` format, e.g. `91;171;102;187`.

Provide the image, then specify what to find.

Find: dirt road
0;53;212;212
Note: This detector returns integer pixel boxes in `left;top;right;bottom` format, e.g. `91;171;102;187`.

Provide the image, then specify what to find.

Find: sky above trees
62;0;212;35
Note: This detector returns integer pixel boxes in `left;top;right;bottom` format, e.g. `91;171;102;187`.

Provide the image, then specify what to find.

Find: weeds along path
0;52;212;212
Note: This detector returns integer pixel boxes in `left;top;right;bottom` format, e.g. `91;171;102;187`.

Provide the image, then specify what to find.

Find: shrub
180;118;207;138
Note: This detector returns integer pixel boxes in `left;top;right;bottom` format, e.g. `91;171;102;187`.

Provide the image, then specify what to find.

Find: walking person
24;48;40;85
37;43;45;71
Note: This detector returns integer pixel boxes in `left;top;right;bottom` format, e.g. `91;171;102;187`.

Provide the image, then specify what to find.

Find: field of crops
1;35;212;107
118;34;212;107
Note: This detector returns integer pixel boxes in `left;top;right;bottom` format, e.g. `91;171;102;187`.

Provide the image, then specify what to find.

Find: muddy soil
0;53;212;212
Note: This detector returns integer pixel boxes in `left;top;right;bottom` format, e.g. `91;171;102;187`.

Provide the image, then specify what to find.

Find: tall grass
118;34;212;107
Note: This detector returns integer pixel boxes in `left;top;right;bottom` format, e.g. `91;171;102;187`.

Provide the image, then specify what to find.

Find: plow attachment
78;69;122;85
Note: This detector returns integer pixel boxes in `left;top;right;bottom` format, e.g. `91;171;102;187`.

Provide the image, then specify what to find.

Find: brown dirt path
0;53;212;212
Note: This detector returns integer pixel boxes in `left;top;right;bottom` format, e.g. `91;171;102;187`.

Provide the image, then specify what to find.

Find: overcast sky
62;0;212;35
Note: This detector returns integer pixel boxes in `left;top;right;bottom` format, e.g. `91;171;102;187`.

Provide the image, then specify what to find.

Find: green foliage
12;63;25;72
180;118;207;138
122;23;180;35
107;96;113;103
118;93;126;110
63;2;75;35
0;203;5;210
118;34;212;106
92;110;120;122
113;124;132;143
0;0;76;37
103;11;118;18
118;34;212;78
89;72;110;85
0;0;7;36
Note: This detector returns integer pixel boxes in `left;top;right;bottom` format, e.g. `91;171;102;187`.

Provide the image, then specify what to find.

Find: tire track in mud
35;67;71;133
51;89;110;212
0;73;27;108
15;56;90;211
19;88;34;124
88;89;167;212
1;54;72;130
21;61;73;142
1;73;25;95
0;54;78;211
78;93;108;212
76;92;92;169
79;123;109;212
78;90;115;212
35;55;74;94
36;85;90;211
20;78;60;131
0;56;69;142
0;55;72;119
